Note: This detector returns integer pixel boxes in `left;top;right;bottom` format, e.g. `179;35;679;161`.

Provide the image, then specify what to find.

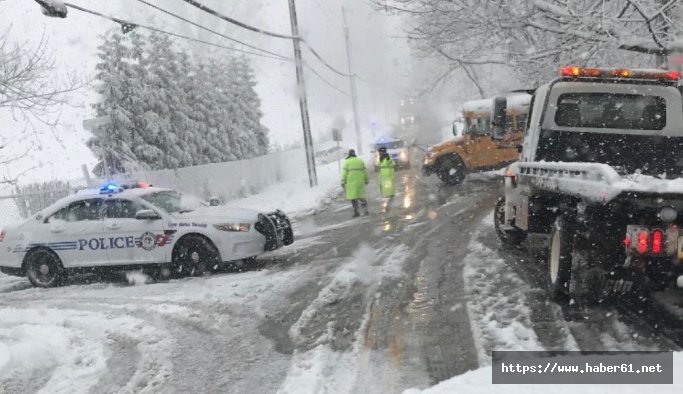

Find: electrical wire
178;0;356;78
134;0;292;61
63;2;287;61
61;2;351;96
179;0;298;40
303;61;350;96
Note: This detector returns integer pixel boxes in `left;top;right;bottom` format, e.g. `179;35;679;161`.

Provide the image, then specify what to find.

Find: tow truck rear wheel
172;235;220;277
494;197;527;246
24;248;65;288
548;216;575;303
437;155;467;185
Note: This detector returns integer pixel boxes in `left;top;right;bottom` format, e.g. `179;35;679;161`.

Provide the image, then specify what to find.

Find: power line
61;3;351;97
301;42;353;78
179;0;298;40
133;0;291;61
63;2;288;61
303;61;350;96
178;0;356;78
129;1;349;94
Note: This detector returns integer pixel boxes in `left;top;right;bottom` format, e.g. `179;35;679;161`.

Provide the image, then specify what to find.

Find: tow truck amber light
652;229;663;254
560;66;681;81
613;69;632;78
637;230;649;254
560;66;601;77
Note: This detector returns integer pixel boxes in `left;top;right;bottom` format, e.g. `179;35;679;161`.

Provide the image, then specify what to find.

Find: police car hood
172;206;261;223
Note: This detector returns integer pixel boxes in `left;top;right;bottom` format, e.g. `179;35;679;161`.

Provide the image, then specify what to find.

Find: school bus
422;93;531;185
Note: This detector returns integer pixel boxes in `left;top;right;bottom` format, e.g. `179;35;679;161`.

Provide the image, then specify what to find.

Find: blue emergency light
100;183;121;194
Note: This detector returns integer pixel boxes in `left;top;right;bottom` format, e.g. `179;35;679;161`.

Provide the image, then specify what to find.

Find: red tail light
624;234;631;248
637;230;649;254
652;229;663;254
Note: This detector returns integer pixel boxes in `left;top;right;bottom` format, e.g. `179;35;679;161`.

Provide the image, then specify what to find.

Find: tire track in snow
463;214;580;366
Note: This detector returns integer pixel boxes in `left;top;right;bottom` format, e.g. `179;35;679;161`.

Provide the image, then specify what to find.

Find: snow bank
0;307;173;394
405;352;683;393
463;216;550;364
405;213;681;393
223;160;342;217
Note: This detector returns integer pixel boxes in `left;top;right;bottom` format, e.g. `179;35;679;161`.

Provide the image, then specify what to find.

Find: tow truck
496;66;683;304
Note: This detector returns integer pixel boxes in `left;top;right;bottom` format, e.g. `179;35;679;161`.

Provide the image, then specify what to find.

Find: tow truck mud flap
582;266;644;302
255;211;294;251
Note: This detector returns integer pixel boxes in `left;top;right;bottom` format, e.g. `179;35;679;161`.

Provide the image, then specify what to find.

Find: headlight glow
400;150;407;160
214;223;251;232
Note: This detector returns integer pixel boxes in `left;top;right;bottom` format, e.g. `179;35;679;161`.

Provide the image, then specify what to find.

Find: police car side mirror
135;209;161;220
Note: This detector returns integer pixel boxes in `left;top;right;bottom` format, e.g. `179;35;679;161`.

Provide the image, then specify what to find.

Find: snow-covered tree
90;29;270;172
373;0;683;92
90;31;140;176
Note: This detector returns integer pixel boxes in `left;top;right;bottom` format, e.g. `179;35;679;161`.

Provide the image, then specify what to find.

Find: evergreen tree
90;30;271;172
90;31;140;175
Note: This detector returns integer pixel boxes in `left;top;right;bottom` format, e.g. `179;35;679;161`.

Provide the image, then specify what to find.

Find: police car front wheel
24;249;65;288
172;235;220;277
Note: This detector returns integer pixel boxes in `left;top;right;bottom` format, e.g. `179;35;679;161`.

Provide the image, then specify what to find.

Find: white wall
108;149;307;202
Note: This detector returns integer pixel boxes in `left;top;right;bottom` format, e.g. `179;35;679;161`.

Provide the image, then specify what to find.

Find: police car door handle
106;223;121;229
50;226;64;233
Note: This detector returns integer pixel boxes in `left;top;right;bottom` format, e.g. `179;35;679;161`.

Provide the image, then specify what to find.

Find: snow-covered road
1;165;682;393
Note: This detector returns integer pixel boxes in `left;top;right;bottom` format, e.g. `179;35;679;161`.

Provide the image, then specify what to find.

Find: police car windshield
140;191;184;213
376;141;404;150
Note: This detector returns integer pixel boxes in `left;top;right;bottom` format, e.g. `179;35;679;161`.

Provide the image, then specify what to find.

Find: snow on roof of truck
462;94;531;114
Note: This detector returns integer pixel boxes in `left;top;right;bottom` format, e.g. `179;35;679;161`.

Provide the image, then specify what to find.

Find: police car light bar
560;66;681;81
100;183;121;194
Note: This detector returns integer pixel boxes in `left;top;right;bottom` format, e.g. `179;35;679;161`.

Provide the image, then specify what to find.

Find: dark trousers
351;199;368;214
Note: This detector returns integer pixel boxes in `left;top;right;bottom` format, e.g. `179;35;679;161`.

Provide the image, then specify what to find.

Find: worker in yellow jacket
341;149;369;217
378;147;396;199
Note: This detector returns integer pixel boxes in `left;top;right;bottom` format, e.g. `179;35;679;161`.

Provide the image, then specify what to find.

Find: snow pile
404;352;683;393
224;161;343;217
125;271;151;286
463;231;545;364
0;307;174;394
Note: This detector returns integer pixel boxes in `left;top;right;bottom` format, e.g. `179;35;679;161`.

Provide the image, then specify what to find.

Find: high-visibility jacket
341;156;369;200
379;157;396;197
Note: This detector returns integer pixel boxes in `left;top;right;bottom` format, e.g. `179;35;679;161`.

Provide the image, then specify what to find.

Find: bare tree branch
0;26;87;184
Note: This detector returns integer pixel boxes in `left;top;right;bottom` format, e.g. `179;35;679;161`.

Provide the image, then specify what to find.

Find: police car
0;183;294;287
372;137;411;172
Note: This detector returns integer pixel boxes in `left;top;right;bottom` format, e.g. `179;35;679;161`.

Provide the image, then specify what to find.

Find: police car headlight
400;150;407;161
214;223;251;232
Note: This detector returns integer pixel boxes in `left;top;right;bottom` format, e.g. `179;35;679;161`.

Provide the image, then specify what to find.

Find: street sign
332;128;343;142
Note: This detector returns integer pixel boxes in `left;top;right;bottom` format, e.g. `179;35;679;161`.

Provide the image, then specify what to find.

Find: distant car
315;146;345;164
373;137;411;171
0;183;294;287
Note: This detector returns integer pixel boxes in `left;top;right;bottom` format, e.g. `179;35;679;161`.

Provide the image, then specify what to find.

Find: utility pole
342;6;363;155
288;0;318;187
